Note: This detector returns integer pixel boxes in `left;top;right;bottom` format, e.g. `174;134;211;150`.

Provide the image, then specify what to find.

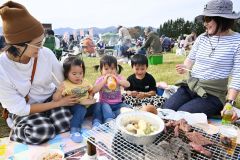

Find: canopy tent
100;33;119;46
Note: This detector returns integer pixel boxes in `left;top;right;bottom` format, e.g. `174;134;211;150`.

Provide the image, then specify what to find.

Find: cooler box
148;55;163;65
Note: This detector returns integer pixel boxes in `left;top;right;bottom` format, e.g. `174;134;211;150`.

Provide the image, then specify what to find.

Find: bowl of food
116;111;165;145
36;149;64;160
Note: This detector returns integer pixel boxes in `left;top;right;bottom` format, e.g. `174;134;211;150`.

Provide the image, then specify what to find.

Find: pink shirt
95;75;123;104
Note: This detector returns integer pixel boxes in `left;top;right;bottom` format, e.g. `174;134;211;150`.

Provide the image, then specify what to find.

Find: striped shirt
188;32;240;90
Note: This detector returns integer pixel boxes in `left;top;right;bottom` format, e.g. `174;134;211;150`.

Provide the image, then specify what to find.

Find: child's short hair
63;56;85;79
131;54;148;68
94;55;123;74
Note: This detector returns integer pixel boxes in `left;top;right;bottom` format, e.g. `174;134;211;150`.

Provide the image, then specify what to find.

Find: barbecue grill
80;119;240;160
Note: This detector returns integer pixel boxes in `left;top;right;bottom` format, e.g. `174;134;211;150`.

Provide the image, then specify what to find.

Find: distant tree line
127;18;240;40
157;18;240;39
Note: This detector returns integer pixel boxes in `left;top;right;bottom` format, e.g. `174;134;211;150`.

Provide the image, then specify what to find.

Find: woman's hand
57;95;79;107
221;104;238;122
176;64;187;74
53;83;65;101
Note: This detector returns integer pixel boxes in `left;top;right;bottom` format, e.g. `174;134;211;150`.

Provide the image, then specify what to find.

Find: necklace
208;34;220;57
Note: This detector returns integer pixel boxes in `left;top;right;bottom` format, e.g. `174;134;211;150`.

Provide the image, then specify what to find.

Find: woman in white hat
164;0;240;121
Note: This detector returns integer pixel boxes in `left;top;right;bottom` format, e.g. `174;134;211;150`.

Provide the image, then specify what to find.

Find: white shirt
0;47;64;116
188;32;240;90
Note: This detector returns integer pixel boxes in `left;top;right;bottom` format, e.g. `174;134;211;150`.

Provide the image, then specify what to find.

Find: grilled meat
189;142;212;158
186;131;213;146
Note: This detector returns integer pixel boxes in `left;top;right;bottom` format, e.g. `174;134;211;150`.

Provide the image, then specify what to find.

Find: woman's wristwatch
225;99;236;106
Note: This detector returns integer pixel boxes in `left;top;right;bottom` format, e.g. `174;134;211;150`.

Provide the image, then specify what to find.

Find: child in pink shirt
92;55;130;125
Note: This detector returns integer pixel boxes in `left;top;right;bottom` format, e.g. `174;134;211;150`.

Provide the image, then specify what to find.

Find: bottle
107;76;117;90
222;103;234;125
86;137;97;160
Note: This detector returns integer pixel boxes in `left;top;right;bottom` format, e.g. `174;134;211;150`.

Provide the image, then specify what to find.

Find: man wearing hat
0;1;77;144
164;0;240;121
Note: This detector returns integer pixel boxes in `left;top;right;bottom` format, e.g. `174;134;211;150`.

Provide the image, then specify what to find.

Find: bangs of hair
63;56;85;78
131;54;148;68
99;55;118;70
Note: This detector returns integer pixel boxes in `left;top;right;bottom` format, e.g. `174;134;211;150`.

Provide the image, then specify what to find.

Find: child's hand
112;75;130;88
103;74;112;83
131;91;138;97
88;94;93;99
126;91;132;96
136;92;145;99
111;74;119;83
126;91;138;97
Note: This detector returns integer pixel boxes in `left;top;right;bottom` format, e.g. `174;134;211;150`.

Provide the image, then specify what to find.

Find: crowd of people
38;24;177;62
0;0;239;146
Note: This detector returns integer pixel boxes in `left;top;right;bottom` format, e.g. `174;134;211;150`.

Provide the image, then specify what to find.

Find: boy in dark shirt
123;54;165;108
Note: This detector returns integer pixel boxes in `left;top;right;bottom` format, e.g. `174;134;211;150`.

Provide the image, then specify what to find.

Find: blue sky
1;0;240;29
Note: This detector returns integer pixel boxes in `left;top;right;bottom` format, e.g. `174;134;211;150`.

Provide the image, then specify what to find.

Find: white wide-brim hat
195;0;240;21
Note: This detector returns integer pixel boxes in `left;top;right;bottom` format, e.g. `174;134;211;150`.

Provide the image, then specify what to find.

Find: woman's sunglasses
203;16;213;23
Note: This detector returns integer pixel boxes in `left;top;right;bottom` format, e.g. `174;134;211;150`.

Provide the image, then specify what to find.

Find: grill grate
82;119;240;160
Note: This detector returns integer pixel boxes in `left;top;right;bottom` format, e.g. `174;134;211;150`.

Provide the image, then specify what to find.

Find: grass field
0;52;239;137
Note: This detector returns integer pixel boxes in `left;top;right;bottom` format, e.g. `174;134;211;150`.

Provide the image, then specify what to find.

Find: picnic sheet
0;117;94;160
0;113;239;160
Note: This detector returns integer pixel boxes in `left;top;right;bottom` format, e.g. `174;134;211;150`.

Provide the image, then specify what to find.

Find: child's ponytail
117;64;123;74
94;65;100;72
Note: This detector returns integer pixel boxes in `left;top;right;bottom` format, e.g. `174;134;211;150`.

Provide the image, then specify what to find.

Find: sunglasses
203;16;213;23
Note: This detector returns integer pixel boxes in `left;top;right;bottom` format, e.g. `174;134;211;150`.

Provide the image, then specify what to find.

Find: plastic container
222;103;234;124
148;55;163;65
107;76;117;90
219;124;238;155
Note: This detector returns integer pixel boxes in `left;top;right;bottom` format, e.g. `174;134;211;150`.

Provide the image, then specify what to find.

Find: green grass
0;52;239;137
84;53;186;85
82;53;240;107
